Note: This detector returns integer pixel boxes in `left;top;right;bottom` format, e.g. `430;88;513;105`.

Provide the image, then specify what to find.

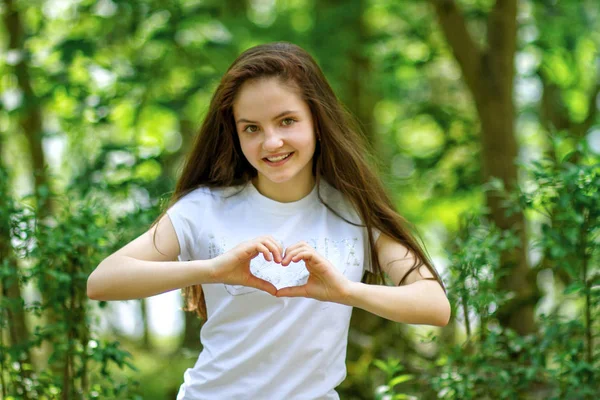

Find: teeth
266;153;291;162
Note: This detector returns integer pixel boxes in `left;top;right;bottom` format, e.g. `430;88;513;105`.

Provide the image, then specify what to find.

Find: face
233;77;317;196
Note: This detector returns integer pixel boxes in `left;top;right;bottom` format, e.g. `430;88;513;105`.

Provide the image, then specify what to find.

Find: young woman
87;42;450;399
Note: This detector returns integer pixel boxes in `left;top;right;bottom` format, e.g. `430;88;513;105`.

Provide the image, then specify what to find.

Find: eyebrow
236;110;298;124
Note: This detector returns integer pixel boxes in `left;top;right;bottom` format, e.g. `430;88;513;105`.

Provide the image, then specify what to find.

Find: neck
252;175;315;203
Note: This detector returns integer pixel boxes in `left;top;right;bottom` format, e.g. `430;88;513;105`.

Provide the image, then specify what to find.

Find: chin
261;174;295;184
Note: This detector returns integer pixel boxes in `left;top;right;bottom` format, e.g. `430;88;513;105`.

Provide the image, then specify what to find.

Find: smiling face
233;77;317;202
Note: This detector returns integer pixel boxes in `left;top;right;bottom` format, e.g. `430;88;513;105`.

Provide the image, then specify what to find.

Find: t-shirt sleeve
373;227;381;243
165;189;208;262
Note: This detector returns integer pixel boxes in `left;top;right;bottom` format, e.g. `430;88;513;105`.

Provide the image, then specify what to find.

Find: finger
263;238;283;263
253;243;272;261
281;247;304;266
282;242;310;265
282;241;310;261
276;239;284;262
292;250;313;263
293;251;323;272
285;246;315;265
256;236;279;262
267;236;285;260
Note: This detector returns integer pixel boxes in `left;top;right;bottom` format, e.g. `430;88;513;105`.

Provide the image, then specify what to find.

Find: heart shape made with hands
249;255;309;290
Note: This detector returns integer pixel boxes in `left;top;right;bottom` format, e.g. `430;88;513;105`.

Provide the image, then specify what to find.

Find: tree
429;0;538;335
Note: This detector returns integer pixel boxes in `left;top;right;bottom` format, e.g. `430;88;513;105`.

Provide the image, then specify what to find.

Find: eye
243;125;259;133
281;118;296;126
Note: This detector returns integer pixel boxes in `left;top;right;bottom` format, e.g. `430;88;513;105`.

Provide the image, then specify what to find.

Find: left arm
344;280;450;326
277;234;451;326
343;233;450;327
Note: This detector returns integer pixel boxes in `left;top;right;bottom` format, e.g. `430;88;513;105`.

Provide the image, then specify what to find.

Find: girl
87;42;450;399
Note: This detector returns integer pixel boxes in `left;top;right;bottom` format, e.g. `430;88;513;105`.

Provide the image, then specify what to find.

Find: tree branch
429;0;483;97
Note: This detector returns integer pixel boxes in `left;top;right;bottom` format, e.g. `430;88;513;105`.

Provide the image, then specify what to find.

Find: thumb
275;286;304;298
248;276;277;296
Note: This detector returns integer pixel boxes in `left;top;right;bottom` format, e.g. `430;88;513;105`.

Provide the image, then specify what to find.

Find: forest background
0;0;598;399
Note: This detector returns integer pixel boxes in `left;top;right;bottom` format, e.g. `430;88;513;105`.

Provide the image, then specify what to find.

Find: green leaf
390;374;415;387
563;282;584;295
373;359;389;372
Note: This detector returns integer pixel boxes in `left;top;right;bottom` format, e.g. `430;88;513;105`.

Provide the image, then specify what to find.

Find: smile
263;152;294;166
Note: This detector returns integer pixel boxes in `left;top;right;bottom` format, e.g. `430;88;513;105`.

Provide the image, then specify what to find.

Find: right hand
210;235;283;296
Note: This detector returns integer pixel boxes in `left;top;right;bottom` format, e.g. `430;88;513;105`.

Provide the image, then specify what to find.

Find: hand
210;235;283;296
275;241;352;304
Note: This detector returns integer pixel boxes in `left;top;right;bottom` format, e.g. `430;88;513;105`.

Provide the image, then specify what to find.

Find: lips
263;152;294;162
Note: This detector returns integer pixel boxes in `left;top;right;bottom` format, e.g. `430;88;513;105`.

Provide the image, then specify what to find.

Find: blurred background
1;0;598;399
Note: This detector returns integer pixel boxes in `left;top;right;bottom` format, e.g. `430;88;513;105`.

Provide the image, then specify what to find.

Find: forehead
233;78;307;118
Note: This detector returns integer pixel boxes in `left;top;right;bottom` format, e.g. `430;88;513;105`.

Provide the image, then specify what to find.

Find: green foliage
373;357;416;400
373;140;599;399
0;169;141;398
1;0;598;397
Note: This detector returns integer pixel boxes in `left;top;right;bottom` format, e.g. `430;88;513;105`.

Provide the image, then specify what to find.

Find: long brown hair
152;42;445;320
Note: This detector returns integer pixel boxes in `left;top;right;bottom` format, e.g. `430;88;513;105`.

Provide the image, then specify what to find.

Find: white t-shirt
167;179;380;400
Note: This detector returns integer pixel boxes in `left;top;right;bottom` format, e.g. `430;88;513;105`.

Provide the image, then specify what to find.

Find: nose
262;127;284;151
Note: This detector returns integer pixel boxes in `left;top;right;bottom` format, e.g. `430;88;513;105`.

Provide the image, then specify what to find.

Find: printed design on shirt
206;234;360;296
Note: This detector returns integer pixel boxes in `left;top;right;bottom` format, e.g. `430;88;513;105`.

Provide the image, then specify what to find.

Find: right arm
87;214;216;301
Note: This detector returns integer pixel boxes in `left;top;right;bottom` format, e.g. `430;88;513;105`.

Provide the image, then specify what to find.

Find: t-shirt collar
244;180;320;215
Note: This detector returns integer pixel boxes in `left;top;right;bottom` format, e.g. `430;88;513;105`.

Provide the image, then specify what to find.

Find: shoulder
167;184;246;215
319;179;381;242
178;184;246;202
319;179;362;224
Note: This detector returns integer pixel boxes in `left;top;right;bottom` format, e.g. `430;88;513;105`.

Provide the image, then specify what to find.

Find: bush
373;141;599;399
0;167;141;399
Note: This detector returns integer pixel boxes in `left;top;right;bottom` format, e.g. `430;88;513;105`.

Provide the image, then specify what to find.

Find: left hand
275;241;352;304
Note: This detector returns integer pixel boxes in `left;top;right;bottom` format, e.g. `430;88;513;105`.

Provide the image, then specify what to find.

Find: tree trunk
3;0;53;218
431;0;538;334
0;139;32;398
477;95;536;334
140;299;152;350
3;0;64;380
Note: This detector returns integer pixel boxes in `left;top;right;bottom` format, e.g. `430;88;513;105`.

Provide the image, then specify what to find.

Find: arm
87;214;216;301
344;233;450;327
